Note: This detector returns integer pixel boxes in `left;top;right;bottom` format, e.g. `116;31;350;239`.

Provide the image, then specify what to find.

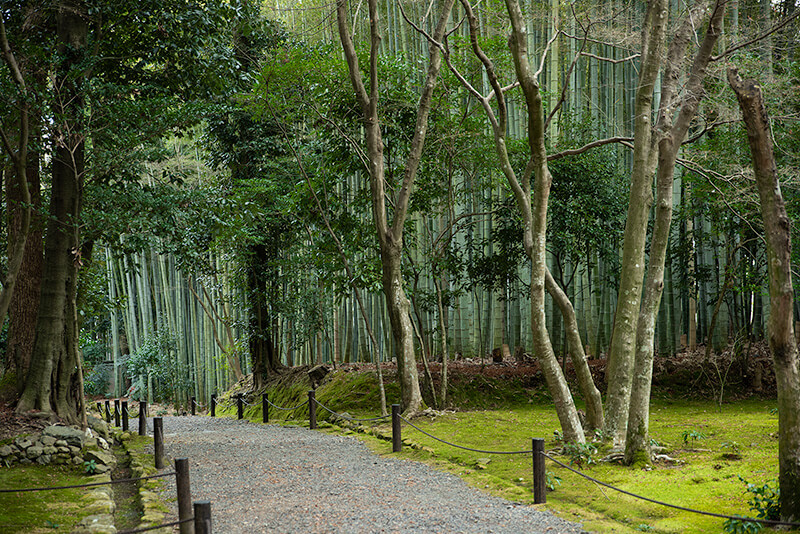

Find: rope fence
80;389;800;532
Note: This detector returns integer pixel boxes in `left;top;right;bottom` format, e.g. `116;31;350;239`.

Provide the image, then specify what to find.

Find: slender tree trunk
728;67;800;522
604;0;668;445
625;0;724;461
336;0;455;413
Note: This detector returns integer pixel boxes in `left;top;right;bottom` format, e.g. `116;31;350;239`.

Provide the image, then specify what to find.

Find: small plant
723;515;762;534
84;459;97;475
552;429;564;443
723;476;780;534
562;442;598;468
636;525;654;532
592;428;605;442
545;471;561;491
681;429;706;446
649;437;661;447
769;407;778;416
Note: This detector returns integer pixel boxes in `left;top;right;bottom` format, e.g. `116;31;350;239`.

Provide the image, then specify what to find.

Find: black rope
314;400;390;422
542;453;800;528
118;517;194;534
0;472;176;493
265;398;310;411
399;416;532;455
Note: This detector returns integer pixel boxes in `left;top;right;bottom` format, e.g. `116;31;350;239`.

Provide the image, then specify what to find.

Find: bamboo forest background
65;0;799;406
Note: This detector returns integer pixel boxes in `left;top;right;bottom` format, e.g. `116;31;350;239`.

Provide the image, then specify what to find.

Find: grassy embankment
216;368;795;534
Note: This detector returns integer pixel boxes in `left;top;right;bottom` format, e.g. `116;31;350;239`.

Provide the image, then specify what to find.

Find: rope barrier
399;416;532;455
542;453;800;528
0;472;176;493
117;516;194;534
314;400;390;422
265;397;310;411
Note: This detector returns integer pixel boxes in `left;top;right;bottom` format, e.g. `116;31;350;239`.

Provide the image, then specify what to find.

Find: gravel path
154;416;585;533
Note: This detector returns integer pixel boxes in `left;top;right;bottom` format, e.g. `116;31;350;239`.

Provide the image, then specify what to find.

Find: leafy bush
124;329;193;404
84;363;111;398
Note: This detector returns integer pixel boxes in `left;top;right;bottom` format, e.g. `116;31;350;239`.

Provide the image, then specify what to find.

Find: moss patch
0;464;92;533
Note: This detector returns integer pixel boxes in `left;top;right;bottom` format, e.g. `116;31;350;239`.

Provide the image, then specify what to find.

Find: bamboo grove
1;0;800;511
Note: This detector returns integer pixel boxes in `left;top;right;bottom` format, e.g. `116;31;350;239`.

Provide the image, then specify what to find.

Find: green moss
0;464;92;533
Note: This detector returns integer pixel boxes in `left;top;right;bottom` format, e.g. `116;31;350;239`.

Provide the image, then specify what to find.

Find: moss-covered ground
0;463;92;533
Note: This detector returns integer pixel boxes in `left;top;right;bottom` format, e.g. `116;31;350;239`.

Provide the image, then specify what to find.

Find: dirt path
153;416;585;533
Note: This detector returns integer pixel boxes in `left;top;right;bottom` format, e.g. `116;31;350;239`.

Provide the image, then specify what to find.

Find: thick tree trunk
6;139;41;394
728;67;800;522
16;0;86;424
604;0;668;445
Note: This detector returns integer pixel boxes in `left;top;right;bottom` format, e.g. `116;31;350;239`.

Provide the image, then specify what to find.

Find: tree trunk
16;0;87;424
604;0;668;445
336;0;455;413
625;0;724;462
728;66;800;522
248;243;282;390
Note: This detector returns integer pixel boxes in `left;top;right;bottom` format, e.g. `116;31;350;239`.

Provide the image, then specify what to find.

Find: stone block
0;445;13;457
42;425;85;447
14;436;33;449
26;445;44;459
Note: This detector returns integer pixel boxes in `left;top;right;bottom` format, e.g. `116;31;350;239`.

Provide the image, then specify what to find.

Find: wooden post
175;458;194;534
104;400;111;423
308;390;316;429
210;395;216;417
154;417;164;469
532;438;546;504
122;401;129;432
194;501;212;534
237;394;243;420
139;401;147;436
262;394;269;424
191;397;196;416
392;404;402;452
114;399;121;427
96;402;101;414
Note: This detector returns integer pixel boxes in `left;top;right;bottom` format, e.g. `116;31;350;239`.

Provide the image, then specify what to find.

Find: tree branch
712;10;800;62
547;136;633;161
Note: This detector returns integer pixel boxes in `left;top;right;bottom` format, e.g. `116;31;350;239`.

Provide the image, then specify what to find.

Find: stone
308;364;330;388
0;445;13;457
41;435;57;447
26;445;44;459
19;458;32;465
84;499;115;514
84;449;116;468
77;514;117;534
69;445;82;455
93;463;111;474
54;439;68;447
43;445;58;455
56;446;70;453
87;415;110;440
42;425;85;447
97;436;110;450
35;454;51;465
73;456;85;465
14;436;33;449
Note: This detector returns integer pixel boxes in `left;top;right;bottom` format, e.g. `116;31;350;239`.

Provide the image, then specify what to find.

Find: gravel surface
153;416;586;533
